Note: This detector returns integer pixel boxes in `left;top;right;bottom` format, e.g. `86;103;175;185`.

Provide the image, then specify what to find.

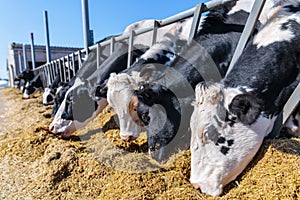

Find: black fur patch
220;146;230;155
227;139;234;146
216;136;226;145
229;93;263;125
285;4;300;13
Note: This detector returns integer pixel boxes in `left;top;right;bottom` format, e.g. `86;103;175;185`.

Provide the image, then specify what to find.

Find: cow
49;19;177;137
23;73;44;99
189;1;300;196
51;76;75;117
42;73;64;106
14;68;35;92
105;0;270;160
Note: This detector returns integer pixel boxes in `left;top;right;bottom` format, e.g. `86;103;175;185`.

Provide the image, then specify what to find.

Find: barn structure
7;42;81;87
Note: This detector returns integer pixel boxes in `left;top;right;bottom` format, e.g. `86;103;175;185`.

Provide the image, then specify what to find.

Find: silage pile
0;87;299;199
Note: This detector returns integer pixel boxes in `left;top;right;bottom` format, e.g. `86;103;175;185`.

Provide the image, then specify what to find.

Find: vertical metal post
62;57;67;82
44;10;51;62
188;3;204;45
47;64;52;85
72;53;76;76
55;60;58;75
81;0;93;56
78;50;82;68
151;21;159;46
58;59;64;83
110;37;115;55
127;30;135;68
226;0;266;77
67;56;71;81
30;32;36;69
22;44;28;69
97;43;101;68
49;63;54;83
51;62;56;80
17;51;23;74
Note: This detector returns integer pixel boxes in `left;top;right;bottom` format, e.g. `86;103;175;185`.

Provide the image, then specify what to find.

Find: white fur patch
253;6;300;48
227;0;276;24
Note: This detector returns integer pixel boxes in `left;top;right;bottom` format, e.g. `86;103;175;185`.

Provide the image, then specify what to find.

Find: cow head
189;82;269;196
49;78;108;137
16;69;34;81
23;75;44;99
107;73;145;141
43;86;63;106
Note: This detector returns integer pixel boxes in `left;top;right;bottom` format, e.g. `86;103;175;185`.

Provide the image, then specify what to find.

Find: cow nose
192;183;201;189
121;135;135;142
49;124;56;133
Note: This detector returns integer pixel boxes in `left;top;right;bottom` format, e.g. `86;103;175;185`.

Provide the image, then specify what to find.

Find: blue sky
0;0;204;79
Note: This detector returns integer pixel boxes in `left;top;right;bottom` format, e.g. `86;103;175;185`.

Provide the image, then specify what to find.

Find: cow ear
228;93;263;125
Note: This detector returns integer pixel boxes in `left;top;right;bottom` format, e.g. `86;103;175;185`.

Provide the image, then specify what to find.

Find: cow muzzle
120;135;137;142
49;120;76;138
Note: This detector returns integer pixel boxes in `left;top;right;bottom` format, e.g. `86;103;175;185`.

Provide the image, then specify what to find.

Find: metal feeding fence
33;0;299;138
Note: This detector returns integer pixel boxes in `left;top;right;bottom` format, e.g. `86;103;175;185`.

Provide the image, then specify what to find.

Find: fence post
188;3;204;45
97;43;101;68
44;10;51;62
110;37;115;55
22;44;28;70
151;21;159;46
226;0;266;77
30;33;36;69
17;51;23;75
81;0;93;56
127;30;135;68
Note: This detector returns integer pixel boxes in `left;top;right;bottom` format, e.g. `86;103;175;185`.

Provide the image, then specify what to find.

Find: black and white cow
49;19;168;137
51;76;76;117
23;73;44;99
42;73;64;106
15;68;35;92
105;0;269;160
190;1;300;196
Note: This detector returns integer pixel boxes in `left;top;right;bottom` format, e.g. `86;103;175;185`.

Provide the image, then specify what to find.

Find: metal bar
62;58;67;83
48;64;53;84
188;3;204;45
267;83;300;139
110;37;115;55
67;56;71;81
17;51;22;74
44;10;51;62
55;60;58;75
81;0;92;56
30;33;36;69
127;30;135;68
58;59;63;83
97;43;101;68
43;67;48;86
151;21;159;46
51;62;55;82
72;53;76;76
78;50;82;68
22;44;28;70
226;0;266;77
